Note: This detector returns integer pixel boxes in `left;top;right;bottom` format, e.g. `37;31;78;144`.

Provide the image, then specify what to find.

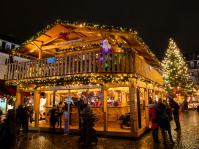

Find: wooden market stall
6;20;163;137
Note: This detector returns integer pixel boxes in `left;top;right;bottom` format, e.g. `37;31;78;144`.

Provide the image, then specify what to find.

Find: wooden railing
6;52;134;81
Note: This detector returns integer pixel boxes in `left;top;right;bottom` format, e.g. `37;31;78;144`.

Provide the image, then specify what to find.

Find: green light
119;55;122;59
105;63;108;67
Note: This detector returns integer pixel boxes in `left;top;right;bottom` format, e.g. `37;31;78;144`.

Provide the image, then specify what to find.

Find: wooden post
112;53;115;72
89;52;91;73
72;55;75;74
53;90;57;105
65;55;67;75
34;88;41;127
103;53;105;72
129;80;138;133
68;55;71;74
44;59;46;77
16;87;23;108
144;88;149;126
80;54;83;73
86;89;89;104
39;50;42;59
61;56;64;75
58;57;60;75
97;52;101;72
101;85;108;131
107;53;110;72
76;54;79;74
93;52;96;73
117;54;120;72
152;90;155;103
84;53;87;73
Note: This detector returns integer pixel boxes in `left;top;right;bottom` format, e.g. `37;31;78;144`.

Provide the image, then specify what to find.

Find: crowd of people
0;102;33;148
149;98;181;145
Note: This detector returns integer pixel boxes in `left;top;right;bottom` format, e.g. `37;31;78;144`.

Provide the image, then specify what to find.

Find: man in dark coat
156;99;175;145
16;105;29;134
170;98;181;130
48;105;57;133
78;95;84;129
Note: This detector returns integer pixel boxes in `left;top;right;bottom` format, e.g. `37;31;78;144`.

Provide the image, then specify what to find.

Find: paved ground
14;110;199;149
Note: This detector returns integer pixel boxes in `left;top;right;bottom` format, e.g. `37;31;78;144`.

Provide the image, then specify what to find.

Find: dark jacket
0;109;2;116
49;109;57;123
170;101;180;115
156;103;171;130
16;107;28;123
0;118;19;149
78;99;84;112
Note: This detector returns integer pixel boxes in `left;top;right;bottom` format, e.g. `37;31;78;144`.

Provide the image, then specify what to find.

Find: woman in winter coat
149;104;159;143
156;98;175;145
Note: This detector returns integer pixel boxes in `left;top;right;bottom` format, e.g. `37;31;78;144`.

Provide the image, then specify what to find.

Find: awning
0;80;16;96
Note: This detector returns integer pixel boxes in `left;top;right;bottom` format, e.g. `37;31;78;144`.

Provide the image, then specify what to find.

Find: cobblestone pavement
14;110;199;149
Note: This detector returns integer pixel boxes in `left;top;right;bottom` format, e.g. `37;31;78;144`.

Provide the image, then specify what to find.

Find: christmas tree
162;38;193;98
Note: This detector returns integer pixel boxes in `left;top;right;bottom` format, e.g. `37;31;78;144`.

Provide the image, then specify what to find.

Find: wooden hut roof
13;20;160;67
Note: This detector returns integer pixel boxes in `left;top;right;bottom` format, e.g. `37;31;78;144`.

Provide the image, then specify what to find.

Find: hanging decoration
58;31;70;40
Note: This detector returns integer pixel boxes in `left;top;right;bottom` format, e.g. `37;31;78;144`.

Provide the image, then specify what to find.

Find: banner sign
67;96;71;104
47;57;56;64
56;39;83;47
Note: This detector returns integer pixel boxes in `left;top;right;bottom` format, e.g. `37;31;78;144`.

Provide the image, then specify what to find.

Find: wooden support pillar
16;87;22;109
101;85;108;131
86;89;89;104
129;80;138;133
21;91;25;107
144;88;149;126
152;90;155;103
34;88;40;127
53;90;57;105
16;87;25;109
46;93;51;107
161;92;164;100
39;50;42;59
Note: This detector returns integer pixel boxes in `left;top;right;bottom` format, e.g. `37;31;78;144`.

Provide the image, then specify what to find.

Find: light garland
5;75;162;88
12;19;159;63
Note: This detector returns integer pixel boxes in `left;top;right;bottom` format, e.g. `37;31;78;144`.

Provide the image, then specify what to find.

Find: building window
2;42;6;50
11;44;15;49
190;61;194;67
5;58;8;65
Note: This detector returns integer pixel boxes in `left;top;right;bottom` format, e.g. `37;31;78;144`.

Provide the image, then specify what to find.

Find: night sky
1;0;199;59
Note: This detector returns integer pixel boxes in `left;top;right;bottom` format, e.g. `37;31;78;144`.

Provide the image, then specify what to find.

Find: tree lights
162;38;193;98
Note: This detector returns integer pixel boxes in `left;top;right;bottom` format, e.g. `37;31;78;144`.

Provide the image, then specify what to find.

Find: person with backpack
169;98;181;130
149;103;159;143
156;98;175;145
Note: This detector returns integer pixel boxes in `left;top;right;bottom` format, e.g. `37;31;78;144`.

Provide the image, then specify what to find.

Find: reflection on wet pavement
14;110;199;149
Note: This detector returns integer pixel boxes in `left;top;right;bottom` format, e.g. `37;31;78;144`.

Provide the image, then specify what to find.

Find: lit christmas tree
162;38;193;98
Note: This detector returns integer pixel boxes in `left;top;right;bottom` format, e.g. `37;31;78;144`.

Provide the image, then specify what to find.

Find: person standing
28;103;34;123
57;102;63;128
149;104;159;143
156;98;175;145
170;98;181;130
16;105;28;134
0;109;20;149
48;105;57;133
183;98;188;111
78;95;84;129
0;107;2;124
